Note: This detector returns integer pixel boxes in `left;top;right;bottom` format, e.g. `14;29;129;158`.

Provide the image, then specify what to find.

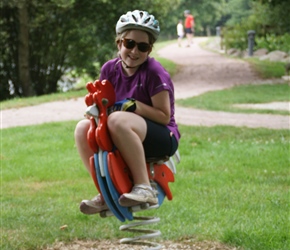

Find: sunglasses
121;38;151;53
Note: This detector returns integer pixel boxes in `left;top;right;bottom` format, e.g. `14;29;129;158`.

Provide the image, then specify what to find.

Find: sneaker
118;184;158;207
79;194;108;215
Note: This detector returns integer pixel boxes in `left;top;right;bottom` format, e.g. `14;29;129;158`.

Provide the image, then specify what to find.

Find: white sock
135;184;152;190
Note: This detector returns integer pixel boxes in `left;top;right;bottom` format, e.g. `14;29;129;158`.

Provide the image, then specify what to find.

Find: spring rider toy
83;79;180;249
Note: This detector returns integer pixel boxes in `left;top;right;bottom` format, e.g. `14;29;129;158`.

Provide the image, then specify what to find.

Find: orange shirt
184;15;194;28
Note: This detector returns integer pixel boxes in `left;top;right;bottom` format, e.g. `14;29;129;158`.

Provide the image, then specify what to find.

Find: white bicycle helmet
116;10;160;40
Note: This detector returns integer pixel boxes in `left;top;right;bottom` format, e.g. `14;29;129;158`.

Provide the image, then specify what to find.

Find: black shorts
185;27;193;34
142;118;178;158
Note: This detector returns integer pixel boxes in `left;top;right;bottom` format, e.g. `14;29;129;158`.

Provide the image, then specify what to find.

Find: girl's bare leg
74;119;92;173
108;112;157;206
107;111;149;186
75;119;109;214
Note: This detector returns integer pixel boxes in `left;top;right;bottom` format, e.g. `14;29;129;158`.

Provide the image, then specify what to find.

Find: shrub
255;33;290;53
223;24;248;52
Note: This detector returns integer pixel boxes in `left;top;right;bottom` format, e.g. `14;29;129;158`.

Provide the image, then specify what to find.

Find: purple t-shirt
100;57;180;141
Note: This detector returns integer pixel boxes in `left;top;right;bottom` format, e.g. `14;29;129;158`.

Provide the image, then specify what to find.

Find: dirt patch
157;37;283;99
44;239;240;250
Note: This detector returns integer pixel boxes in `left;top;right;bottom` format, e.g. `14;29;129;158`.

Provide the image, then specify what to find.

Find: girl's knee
75;119;90;138
107;112;126;131
108;112;147;140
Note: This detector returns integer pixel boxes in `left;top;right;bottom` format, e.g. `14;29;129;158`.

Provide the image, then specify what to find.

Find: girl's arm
134;90;171;125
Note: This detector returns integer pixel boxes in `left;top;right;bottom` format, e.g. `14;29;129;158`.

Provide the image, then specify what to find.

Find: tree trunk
18;2;33;97
206;25;211;37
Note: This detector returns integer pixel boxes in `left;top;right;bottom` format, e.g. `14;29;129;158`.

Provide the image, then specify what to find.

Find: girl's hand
113;98;136;112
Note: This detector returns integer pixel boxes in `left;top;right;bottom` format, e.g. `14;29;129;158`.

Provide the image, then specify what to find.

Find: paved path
157;38;289;129
1;37;289;129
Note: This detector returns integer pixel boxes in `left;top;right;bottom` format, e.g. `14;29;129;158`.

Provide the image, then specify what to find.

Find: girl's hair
115;29;156;47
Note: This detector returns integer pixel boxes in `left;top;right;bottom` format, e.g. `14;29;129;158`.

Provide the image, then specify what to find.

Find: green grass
176;83;290;115
1;123;289;250
245;57;288;79
0;88;88;110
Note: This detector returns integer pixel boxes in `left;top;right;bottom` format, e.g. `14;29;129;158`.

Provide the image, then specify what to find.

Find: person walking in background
184;10;194;47
176;20;184;47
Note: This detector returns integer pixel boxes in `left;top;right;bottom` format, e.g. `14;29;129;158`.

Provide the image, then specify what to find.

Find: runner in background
184;10;194;47
176;20;184;47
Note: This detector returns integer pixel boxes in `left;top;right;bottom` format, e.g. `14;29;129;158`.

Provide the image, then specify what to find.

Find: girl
75;10;180;214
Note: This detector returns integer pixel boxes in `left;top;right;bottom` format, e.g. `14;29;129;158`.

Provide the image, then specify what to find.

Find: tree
222;0;290;52
225;0;253;26
18;1;32;96
0;0;180;100
156;0;230;38
194;0;227;36
253;0;290;35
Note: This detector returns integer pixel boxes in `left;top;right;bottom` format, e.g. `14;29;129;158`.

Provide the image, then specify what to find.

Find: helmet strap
114;58;139;70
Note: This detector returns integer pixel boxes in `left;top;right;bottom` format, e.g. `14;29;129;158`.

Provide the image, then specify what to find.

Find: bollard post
247;30;256;56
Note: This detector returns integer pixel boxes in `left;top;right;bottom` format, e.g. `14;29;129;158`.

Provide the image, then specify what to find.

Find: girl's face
118;30;152;76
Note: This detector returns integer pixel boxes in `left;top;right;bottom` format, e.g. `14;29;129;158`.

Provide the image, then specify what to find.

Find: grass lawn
1;122;289;250
245;57;288;79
